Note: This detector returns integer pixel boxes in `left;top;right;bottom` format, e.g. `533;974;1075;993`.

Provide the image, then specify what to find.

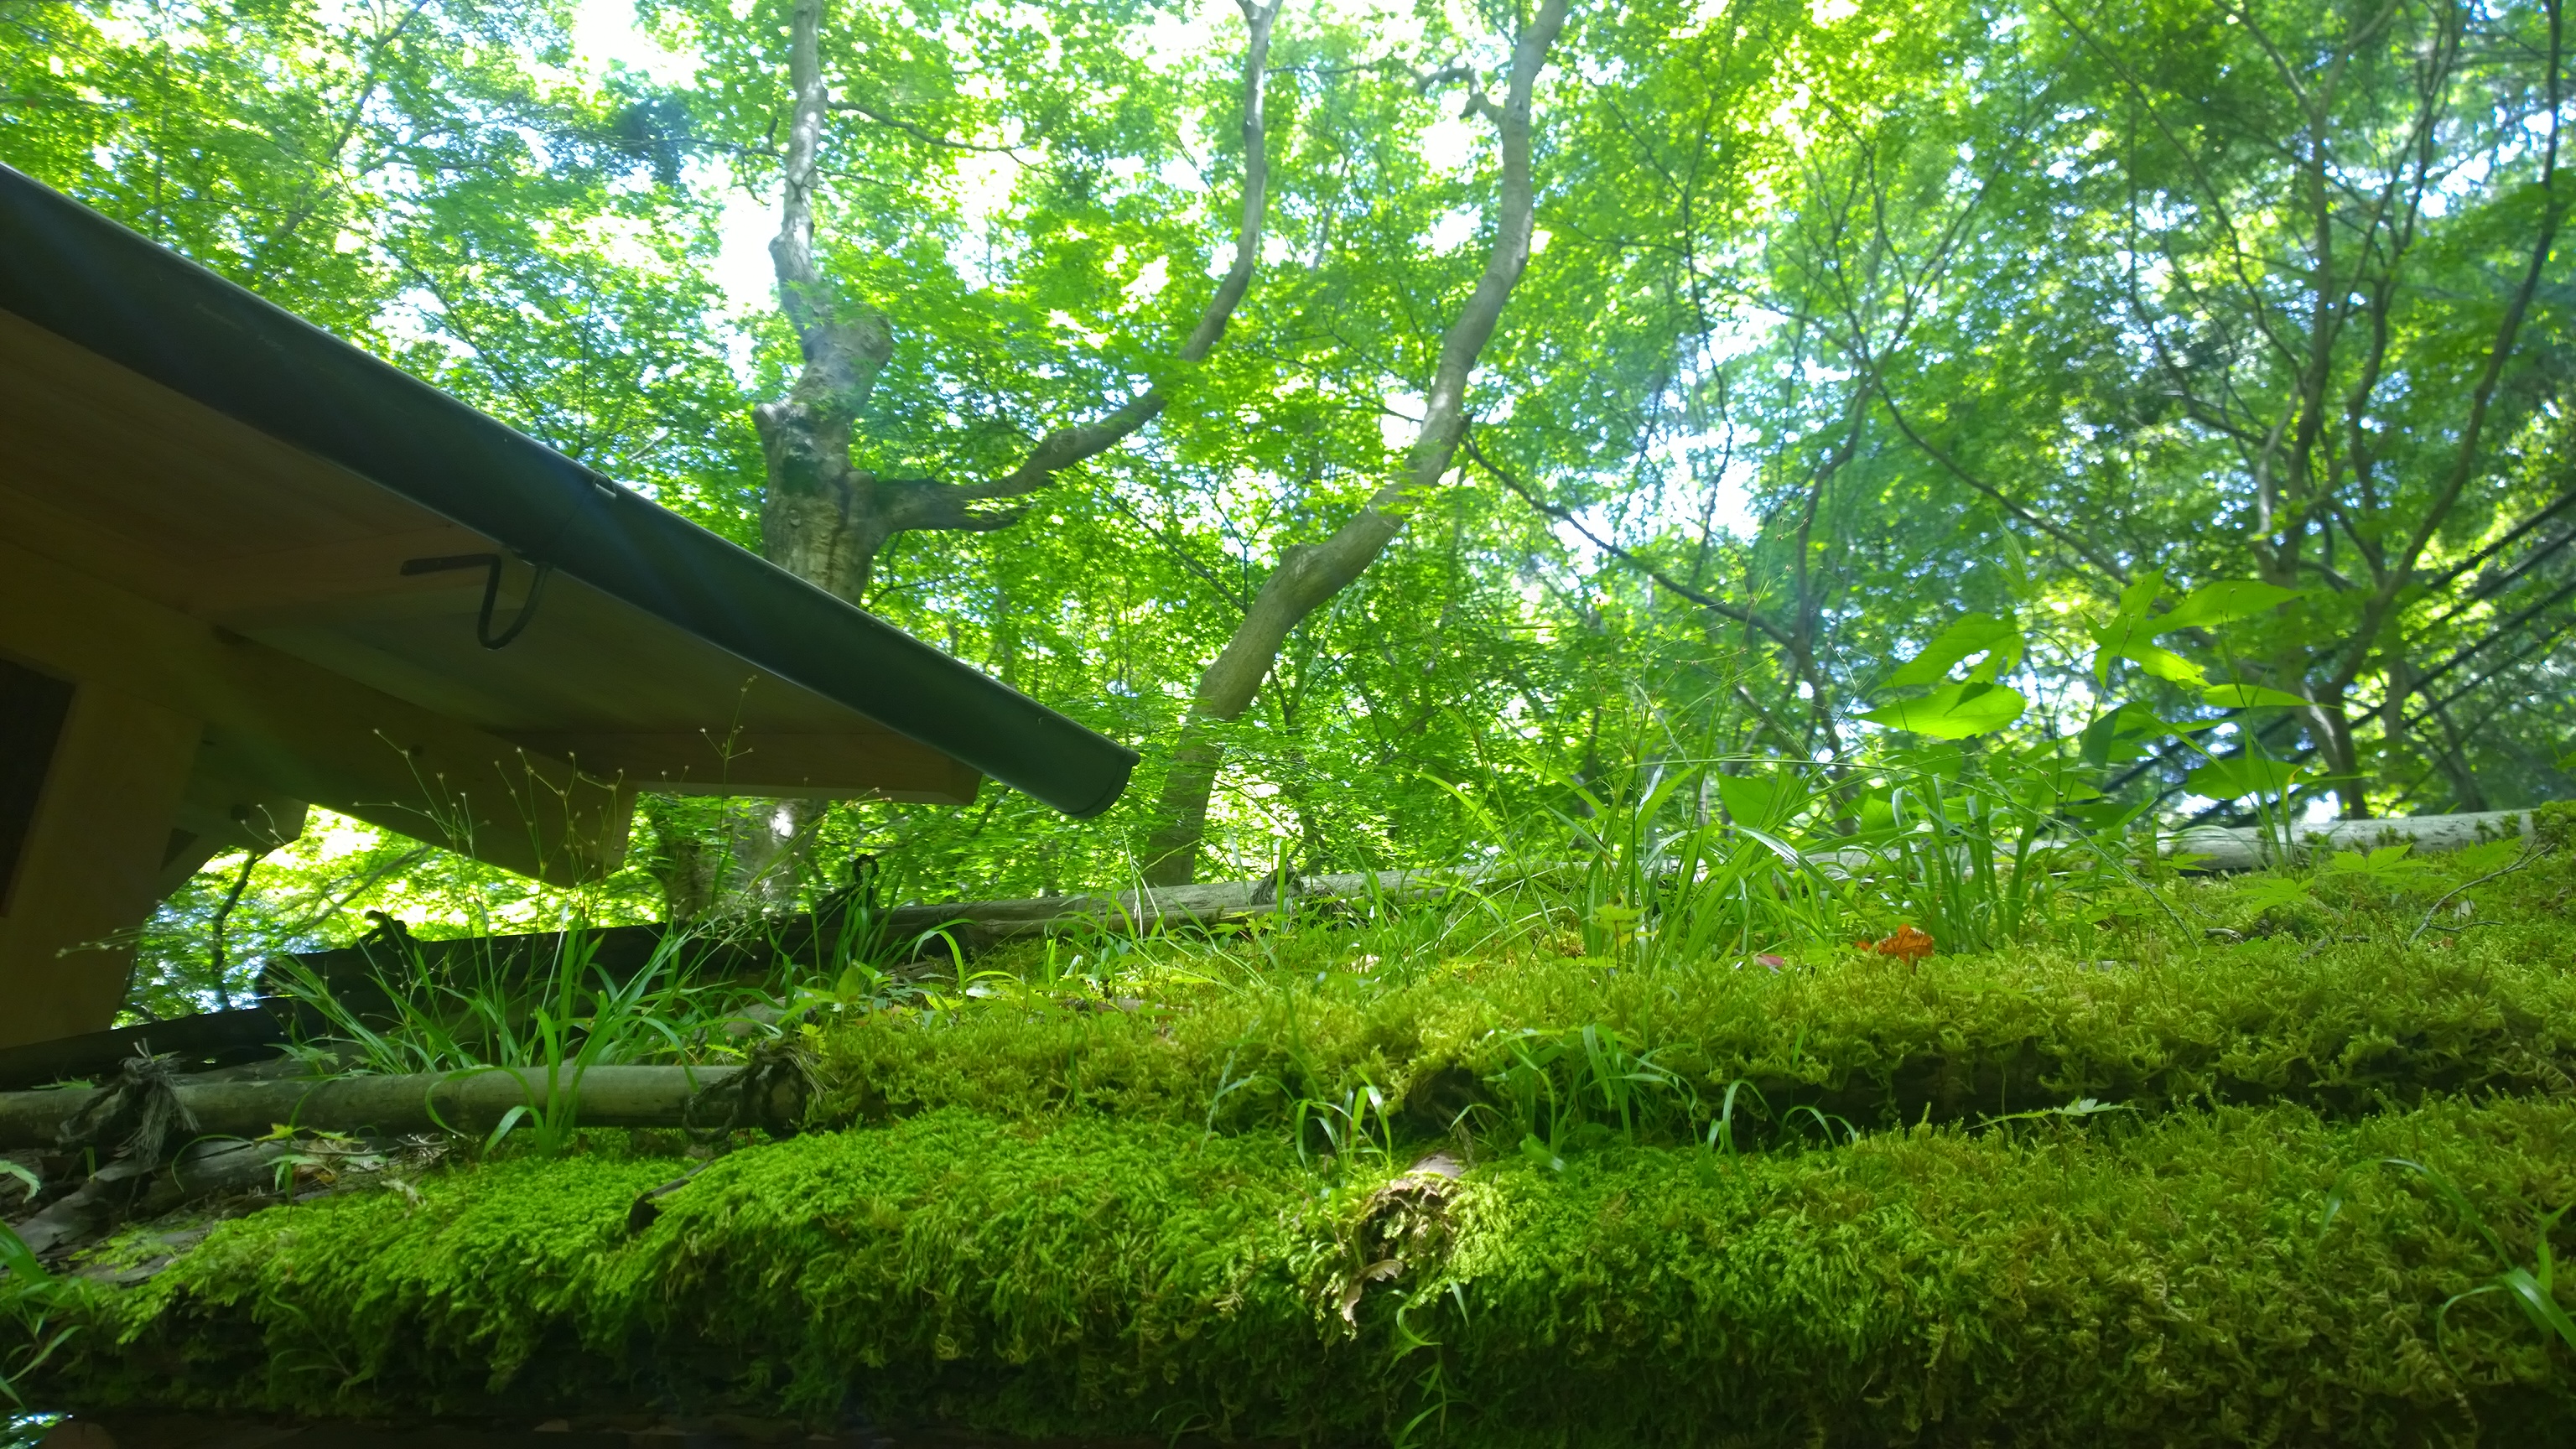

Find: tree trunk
671;0;1288;916
752;0;1290;605
645;797;821;923
2303;691;2371;819
1140;0;1577;886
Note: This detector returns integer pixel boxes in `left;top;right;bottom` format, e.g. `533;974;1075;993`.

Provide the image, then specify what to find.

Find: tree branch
2331;0;2563;691
1871;382;2132;584
1466;434;1789;646
958;0;1289;505
827;96;1027;154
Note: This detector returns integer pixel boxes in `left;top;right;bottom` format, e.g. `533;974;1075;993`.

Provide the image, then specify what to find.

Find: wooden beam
184;525;533;630
510;730;980;802
0;534;631;886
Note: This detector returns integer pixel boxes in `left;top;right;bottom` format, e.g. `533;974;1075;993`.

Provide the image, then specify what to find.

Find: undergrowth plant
273;925;728;1153
2325;1157;2576;1367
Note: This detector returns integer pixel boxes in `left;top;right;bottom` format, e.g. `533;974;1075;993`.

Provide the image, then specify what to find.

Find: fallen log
0;1007;310;1092
0;1064;789;1151
2158;808;2534;873
263;865;1526;1006
792;811;2547;930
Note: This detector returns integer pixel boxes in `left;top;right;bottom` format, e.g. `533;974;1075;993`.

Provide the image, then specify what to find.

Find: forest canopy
7;0;2572;1011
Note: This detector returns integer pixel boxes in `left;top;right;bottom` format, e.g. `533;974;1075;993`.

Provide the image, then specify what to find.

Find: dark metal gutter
0;165;1136;818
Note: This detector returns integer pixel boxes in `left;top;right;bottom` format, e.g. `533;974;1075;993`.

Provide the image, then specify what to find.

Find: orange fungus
1860;924;1935;963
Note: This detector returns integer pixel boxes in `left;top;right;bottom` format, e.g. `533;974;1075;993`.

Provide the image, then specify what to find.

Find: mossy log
22;1101;2574;1442
2160;808;2535;871
258;810;2546;1012
0;1065;786;1150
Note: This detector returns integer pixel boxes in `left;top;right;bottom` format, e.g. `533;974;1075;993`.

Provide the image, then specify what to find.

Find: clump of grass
270;924;784;1153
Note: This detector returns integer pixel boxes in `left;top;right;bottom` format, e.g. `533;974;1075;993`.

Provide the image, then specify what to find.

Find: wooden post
0;667;200;1048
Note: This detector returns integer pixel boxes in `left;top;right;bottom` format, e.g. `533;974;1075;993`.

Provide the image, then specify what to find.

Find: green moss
2532;799;2576;853
21;1099;2575;1445
813;913;2576;1144
20;852;2573;1444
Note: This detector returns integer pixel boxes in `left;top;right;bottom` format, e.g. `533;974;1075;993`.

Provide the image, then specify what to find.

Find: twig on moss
2407;841;2542;947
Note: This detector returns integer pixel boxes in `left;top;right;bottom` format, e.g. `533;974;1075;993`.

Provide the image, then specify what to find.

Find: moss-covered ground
13;821;2576;1445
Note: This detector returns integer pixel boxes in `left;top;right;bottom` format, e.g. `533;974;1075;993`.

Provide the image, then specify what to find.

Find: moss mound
21;1096;2576;1446
816;923;2576;1145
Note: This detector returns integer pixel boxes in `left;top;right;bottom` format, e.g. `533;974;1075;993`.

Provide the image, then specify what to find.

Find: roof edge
0;164;1137;818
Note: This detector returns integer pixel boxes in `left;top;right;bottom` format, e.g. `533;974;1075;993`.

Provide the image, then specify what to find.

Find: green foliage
272;927;732;1153
7;3;2573;1435
26;0;2575;944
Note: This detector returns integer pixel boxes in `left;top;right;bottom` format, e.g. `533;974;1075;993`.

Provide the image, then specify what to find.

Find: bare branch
1872;381;2132;584
949;0;1289;504
827;96;1027;154
1464;432;1793;647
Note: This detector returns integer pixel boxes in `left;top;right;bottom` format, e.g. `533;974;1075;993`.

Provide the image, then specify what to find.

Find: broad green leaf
1860;681;2028;739
2115;570;2165;621
1855;792;1898;837
2091;571;2166;683
2078;701;2168;766
2159;581;2298;632
2092;631;2208;686
1716;771;1807;829
2236;875;2317;913
1886;614;2022;687
2202;683;2309;709
2185;756;2316;801
2320;844;2422;880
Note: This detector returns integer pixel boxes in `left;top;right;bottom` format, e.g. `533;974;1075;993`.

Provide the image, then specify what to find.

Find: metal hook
398;553;555;649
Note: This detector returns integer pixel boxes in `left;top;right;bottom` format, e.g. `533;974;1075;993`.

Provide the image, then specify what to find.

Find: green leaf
1886;614;2022;688
2090;629;2209;686
2078;701;2168;766
2091;571;2166;683
2114;570;2165;621
1715;771;1807;830
2501;1265;2576;1353
1860;681;2028;739
2236;875;2317;913
0;1223;44;1282
2202;683;2309;710
2319;844;2422;880
2185;756;2316;801
2158;581;2298;632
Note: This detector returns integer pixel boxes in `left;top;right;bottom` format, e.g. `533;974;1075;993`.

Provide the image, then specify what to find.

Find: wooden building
0;165;1135;1050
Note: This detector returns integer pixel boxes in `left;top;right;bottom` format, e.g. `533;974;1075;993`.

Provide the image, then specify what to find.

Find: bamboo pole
0;1064;784;1150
